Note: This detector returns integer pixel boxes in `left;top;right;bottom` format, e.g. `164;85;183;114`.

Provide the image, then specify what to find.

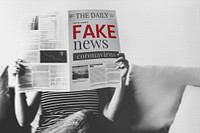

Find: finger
116;62;126;69
15;69;25;76
15;59;24;65
13;67;21;73
117;53;125;58
15;64;25;71
116;61;122;68
17;59;23;62
116;53;127;62
115;58;128;64
16;62;24;66
117;60;129;68
15;62;26;69
119;64;126;69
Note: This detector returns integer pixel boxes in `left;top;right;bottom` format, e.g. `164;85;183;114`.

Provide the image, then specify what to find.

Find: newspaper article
69;10;121;91
19;10;121;92
19;14;69;91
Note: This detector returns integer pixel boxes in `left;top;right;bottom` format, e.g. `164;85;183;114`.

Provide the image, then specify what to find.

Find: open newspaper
18;10;121;92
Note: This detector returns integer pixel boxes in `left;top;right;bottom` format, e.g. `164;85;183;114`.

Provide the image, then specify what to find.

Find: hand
116;53;129;79
13;59;26;77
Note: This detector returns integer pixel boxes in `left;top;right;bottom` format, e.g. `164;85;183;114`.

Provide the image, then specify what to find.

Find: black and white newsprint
18;10;121;92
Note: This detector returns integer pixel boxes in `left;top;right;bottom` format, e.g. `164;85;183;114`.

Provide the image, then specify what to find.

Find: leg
89;116;120;133
39;110;91;133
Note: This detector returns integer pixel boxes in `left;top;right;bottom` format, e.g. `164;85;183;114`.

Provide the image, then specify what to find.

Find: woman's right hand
13;59;26;76
13;59;26;90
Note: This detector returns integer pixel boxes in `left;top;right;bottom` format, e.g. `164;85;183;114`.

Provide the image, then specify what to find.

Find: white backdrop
0;0;200;132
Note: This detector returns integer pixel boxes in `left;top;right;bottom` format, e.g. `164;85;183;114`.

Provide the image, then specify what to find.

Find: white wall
0;0;200;132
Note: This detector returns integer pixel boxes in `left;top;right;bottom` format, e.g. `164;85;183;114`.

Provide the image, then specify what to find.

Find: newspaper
18;10;121;92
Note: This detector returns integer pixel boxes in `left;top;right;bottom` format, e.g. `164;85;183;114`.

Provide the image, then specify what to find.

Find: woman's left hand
103;53;129;121
116;53;129;78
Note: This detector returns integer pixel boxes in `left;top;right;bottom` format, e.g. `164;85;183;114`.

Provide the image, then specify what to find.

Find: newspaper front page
68;10;121;91
18;10;121;92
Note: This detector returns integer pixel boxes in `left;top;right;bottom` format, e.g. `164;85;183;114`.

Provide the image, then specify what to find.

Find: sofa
0;66;22;133
0;64;200;133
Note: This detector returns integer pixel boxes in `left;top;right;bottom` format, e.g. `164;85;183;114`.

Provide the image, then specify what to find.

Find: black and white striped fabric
36;90;99;132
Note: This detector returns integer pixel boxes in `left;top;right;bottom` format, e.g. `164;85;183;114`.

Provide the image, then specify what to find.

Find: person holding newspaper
13;53;129;133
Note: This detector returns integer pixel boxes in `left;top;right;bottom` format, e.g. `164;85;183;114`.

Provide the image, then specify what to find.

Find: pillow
0;66;23;133
0;66;9;130
115;64;200;133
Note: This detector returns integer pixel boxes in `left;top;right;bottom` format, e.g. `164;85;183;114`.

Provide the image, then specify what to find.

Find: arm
14;60;41;127
103;53;129;121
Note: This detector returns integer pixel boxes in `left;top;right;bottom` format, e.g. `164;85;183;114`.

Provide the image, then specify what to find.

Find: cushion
0;66;9;127
115;64;200;133
0;66;23;133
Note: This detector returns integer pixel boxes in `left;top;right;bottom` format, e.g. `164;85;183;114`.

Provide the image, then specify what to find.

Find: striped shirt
36;89;99;132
